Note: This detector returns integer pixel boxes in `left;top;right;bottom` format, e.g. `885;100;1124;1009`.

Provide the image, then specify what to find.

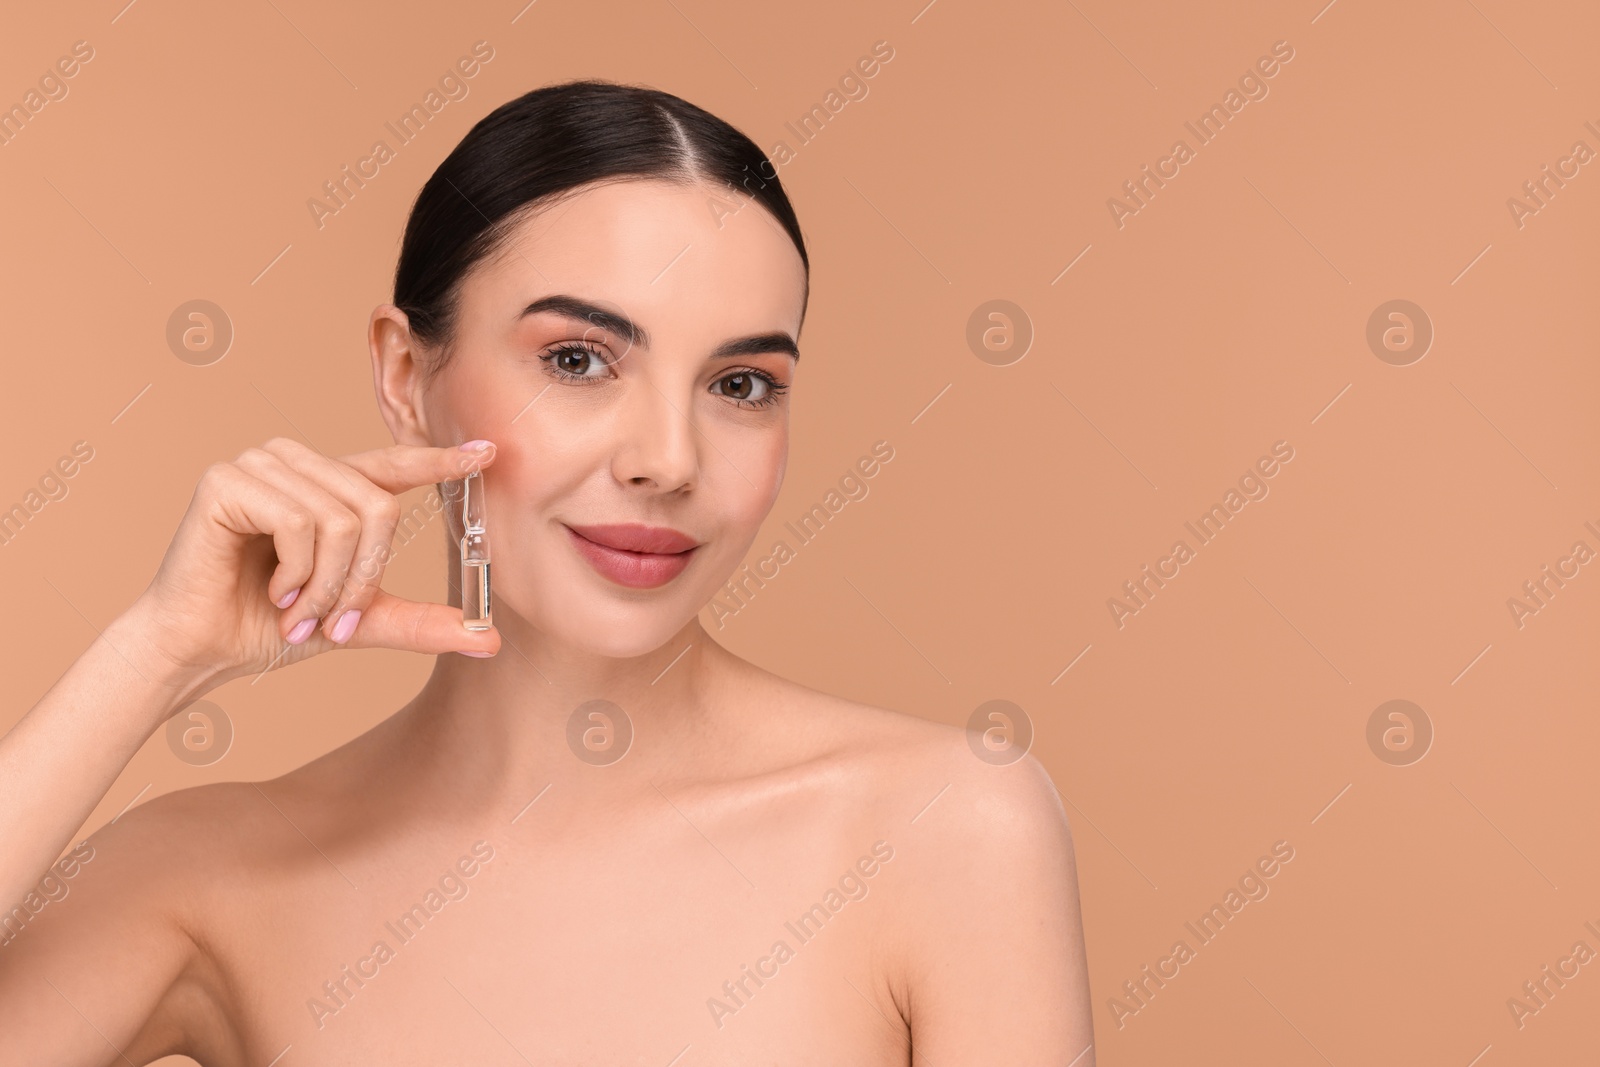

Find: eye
714;369;788;409
539;341;615;383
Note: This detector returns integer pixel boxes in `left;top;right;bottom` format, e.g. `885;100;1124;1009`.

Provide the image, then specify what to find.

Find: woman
0;80;1093;1064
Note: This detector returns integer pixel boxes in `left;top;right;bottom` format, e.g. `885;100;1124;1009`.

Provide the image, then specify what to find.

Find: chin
575;606;695;659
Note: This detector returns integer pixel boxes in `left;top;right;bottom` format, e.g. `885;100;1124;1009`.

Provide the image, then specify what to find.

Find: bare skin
0;178;1093;1065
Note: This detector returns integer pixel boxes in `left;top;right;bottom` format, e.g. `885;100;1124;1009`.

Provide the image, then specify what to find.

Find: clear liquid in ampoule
459;468;492;630
462;556;492;630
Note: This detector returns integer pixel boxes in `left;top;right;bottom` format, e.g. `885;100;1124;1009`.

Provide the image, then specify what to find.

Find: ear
370;304;435;446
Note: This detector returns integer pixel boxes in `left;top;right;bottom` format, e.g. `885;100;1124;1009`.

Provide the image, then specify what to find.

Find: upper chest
200;798;912;1065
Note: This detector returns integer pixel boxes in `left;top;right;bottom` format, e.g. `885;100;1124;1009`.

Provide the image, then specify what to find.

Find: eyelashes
540;341;615;382
715;369;788;408
538;341;789;410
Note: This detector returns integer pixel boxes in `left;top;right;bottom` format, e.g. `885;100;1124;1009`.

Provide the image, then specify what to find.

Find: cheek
689;431;784;603
713;421;787;531
431;354;530;445
491;416;589;511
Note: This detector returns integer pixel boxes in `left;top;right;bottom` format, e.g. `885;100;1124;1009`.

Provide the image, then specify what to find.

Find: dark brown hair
393;78;809;373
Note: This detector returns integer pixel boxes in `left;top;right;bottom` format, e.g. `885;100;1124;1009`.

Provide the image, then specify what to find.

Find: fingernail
275;587;301;609
459;440;493;451
458;650;494;657
288;618;317;644
330;609;362;644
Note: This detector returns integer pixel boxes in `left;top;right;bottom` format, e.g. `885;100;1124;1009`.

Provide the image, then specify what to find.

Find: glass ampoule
459;468;492;630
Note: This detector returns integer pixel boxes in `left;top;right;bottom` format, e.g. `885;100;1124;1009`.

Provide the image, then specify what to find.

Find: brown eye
713;369;787;409
556;349;592;374
541;342;613;382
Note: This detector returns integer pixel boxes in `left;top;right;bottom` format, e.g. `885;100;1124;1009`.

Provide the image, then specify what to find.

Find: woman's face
402;178;807;658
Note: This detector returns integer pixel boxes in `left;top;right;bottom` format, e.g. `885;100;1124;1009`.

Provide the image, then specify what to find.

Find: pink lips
564;523;700;589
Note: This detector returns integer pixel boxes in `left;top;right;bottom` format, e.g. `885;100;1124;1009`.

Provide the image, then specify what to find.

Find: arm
0;438;501;1062
0;438;500;926
0;605;209;927
896;752;1096;1065
0;607;217;1066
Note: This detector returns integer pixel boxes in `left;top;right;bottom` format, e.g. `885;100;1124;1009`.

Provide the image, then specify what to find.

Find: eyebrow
520;294;799;362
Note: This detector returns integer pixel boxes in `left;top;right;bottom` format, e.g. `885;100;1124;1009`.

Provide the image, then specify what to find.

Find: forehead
463;178;808;342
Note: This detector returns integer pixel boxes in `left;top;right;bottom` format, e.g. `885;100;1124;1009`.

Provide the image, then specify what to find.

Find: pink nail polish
458;650;494;657
459;440;493;451
275;587;301;609
330;609;362;644
288;618;317;644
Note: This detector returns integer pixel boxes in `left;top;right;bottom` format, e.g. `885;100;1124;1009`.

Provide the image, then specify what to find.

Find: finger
258;439;404;641
339;440;497;497
196;464;319;634
340;589;502;656
233;449;362;644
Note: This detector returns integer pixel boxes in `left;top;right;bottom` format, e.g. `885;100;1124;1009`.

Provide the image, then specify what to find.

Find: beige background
2;0;1597;1062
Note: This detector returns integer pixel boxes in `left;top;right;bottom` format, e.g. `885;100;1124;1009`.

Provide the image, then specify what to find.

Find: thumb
342;589;502;657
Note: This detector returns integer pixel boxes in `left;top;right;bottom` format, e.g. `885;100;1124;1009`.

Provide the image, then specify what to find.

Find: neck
392;612;737;807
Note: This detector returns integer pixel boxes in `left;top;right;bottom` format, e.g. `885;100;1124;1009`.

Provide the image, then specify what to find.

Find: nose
611;377;699;493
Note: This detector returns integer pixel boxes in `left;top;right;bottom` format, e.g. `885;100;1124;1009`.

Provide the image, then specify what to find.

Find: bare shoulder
744;672;1087;1017
56;779;253;884
54;777;307;921
740;665;1074;864
0;778;305;1062
713;664;1094;1060
21;761;366;965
